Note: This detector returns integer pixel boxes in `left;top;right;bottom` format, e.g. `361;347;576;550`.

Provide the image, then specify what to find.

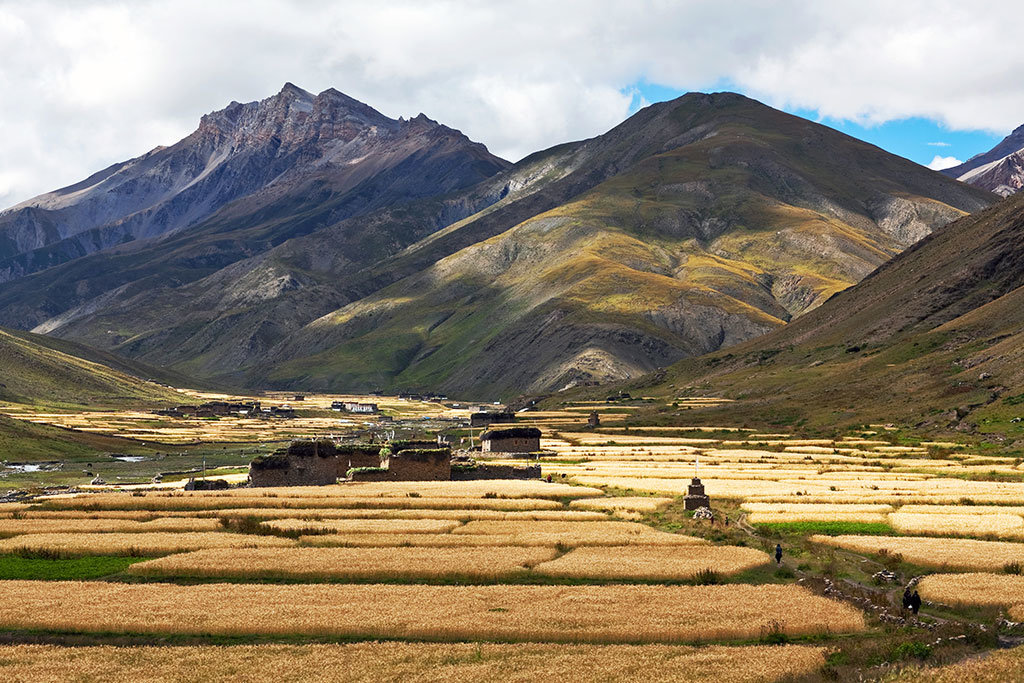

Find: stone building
480;427;542;453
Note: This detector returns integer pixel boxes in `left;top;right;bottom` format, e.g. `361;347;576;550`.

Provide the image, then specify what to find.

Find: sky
0;0;1019;209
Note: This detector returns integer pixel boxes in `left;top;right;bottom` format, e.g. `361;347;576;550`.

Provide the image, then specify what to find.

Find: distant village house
480;427;542;453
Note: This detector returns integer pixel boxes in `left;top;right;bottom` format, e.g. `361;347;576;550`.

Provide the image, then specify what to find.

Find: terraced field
5;396;1024;679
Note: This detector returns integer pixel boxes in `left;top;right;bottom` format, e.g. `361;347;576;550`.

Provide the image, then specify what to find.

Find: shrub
694;568;722;585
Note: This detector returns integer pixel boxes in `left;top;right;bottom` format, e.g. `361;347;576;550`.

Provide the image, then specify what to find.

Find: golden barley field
741;503;893;523
889;644;1024;682
40;495;566;512
265;518;462;534
0;643;828;683
451;520;706;545
917;573;1024;608
899;505;1024;516
534;545;770;580
810;535;1024;571
16;507;609;521
128;546;558;581
299;533;550;548
0;517;223;535
568;497;674;514
0;532;296;556
888;512;1024;537
0;581;865;643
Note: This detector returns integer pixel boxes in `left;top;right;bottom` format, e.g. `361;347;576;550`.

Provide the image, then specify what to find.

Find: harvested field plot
265;518;461;534
0;532;295;556
917;573;1024;608
534;545;770;580
0;581;865;643
810;535;1024;571
129;546;558;581
0;643;828;683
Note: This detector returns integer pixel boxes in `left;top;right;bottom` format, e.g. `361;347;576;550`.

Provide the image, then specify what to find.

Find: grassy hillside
598;192;1024;439
0;326;182;409
247;93;993;399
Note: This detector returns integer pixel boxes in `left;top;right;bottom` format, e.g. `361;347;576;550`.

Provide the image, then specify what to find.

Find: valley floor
2;394;1024;680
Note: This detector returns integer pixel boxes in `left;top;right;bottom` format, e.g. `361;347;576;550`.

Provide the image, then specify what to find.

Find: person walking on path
774;543;783;564
909;591;922;615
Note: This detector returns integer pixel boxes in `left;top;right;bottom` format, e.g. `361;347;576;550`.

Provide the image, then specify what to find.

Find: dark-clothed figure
774;543;782;564
909;591;922;615
902;588;912;610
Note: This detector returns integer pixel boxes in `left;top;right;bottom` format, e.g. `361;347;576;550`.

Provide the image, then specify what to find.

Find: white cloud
1;0;1022;208
927;155;963;171
927;142;951;147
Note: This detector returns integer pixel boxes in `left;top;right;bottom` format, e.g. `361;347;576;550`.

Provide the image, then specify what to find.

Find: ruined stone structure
251;437;543;487
451;456;540;480
336;445;382;470
248;439;341;487
382;448;451;480
587;411;600;428
683;477;711;511
480;427;542;453
470;411;515;428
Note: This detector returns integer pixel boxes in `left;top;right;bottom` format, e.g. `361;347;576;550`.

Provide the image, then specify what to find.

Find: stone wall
335;446;383;474
248;440;340;487
383;448;451;481
452;463;541;480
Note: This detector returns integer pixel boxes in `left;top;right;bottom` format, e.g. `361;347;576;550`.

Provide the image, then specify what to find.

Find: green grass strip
0;555;144;580
754;521;894;536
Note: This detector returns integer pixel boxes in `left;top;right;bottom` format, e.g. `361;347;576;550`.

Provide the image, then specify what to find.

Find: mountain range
944;125;1024;197
0;85;996;399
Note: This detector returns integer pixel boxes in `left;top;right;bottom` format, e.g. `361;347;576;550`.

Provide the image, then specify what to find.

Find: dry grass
0;517;223;535
0;532;296;556
452;520;706;546
265;518;462;535
129;546;558;581
0;581;865;642
40;495;565;512
917;573;1024;608
810;535;1024;571
888;512;1024;537
534;545;770;580
0;642;828;683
